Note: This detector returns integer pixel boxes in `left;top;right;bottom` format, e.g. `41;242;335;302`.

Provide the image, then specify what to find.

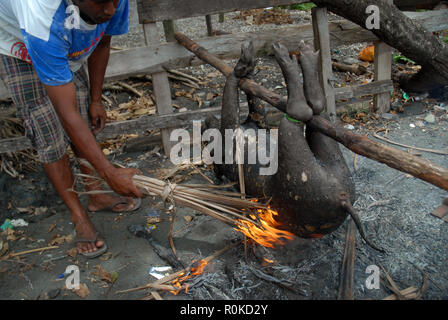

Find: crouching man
0;0;143;258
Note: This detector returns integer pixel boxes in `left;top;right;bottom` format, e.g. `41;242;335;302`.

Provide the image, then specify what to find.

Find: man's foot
74;217;105;255
273;42;312;122
87;194;140;213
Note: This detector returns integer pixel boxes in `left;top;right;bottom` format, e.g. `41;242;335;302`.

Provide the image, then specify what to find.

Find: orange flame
264;258;275;264
170;259;209;295
235;207;295;248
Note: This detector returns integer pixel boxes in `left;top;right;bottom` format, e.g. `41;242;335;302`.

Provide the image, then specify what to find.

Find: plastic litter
10;219;28;228
344;124;355;130
0;219;13;231
57;273;67;279
149;266;172;279
146;224;157;232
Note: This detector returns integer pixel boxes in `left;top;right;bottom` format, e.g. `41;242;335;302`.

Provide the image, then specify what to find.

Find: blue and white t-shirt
0;0;129;86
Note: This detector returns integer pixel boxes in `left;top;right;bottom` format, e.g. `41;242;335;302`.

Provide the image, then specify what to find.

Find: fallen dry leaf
66;247;78;258
0;241;8;257
206;93;215;101
206;71;221;78
147;216;163;224
49;234;73;246
16;207;33;214
4;229;17;241
35;207;48;215
99;252;113;261
73;283;90;299
92;265;113;283
48;223;56;233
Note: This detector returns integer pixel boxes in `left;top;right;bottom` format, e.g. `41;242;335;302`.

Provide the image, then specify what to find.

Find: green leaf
393;53;415;65
111;272;119;283
280;2;317;11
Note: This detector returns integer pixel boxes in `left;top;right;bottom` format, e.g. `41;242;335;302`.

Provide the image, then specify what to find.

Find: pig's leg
297;41;325;115
218;42;256;183
272;43;313;122
220;42;255;133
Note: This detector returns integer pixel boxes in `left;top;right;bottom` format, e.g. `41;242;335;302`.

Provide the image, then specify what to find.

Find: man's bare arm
87;35;112;135
44;82;143;198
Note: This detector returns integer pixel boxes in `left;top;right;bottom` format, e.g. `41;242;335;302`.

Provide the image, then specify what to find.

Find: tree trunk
314;0;448;93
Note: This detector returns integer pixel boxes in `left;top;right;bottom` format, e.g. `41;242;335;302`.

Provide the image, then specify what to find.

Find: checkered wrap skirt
0;54;91;163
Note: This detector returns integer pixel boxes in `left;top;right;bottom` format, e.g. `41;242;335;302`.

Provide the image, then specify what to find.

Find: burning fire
170;259;209;295
235;207;295;248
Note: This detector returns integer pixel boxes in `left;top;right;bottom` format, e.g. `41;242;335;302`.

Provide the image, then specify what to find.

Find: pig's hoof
272;43;297;70
298;40;317;56
234;41;256;78
298;41;325;116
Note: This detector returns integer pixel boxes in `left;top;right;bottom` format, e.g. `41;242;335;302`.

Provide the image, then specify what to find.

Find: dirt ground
0;3;447;301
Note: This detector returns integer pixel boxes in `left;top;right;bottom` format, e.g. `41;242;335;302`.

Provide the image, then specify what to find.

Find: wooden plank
0;107;222;154
143;22;175;156
136;0;308;23
312;7;337;122
335;80;394;100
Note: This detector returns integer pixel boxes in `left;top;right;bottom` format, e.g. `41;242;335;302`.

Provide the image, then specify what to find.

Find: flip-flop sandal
88;197;142;214
75;231;108;259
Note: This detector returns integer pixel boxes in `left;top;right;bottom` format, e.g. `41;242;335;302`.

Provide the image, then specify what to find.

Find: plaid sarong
0;54;91;163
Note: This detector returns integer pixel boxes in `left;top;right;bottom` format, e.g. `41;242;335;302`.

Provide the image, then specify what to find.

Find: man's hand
90;100;107;135
103;167;144;198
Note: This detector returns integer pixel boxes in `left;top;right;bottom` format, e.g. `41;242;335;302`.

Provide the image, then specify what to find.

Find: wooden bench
1;0;447;155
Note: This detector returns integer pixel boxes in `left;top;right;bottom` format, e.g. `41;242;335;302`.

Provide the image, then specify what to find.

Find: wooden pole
373;0;393;113
174;32;448;191
337;220;356;300
312;7;337;122
205;15;213;36
144;23;175;156
162;20;177;42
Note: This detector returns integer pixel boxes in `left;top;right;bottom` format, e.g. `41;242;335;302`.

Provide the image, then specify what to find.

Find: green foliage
279;2;316;11
393;53;415;65
443;36;448;43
